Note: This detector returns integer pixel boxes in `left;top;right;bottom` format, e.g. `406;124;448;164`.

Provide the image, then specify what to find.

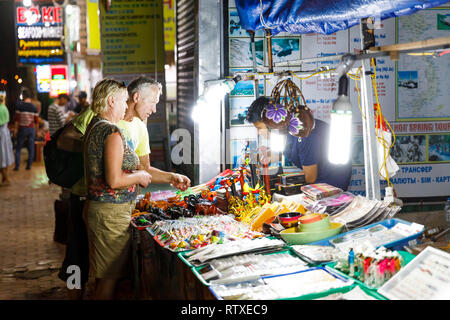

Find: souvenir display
210;267;353;300
301;183;343;201
131;212;152;230
290;245;345;264
278;172;305;185
149;215;264;252
332;246;406;289
280;218;344;245
185;237;286;266
327;195;403;229
326;222;424;252
134;192;225;222
308;192;355;215
128;164;444;301
378;247;450;300
196;251;309;285
275;183;303;196
231;199;306;232
277;212;302;228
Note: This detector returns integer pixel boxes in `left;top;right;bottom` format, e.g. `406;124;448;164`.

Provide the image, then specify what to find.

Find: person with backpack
83;79;152;299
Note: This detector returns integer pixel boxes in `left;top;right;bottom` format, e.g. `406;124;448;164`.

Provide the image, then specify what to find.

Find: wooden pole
266;29;273;73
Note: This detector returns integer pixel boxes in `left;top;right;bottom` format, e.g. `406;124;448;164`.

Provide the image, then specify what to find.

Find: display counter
130;179;449;300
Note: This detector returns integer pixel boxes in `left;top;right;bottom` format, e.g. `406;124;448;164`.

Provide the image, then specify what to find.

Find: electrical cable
289;68;336;80
370;58;396;189
348;66;365;120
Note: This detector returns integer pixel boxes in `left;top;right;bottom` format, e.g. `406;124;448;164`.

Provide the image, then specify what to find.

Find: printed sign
15;1;66;65
100;0;165;75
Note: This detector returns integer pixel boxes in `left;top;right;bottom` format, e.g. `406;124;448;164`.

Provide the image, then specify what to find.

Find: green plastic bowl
299;214;330;232
280;222;344;245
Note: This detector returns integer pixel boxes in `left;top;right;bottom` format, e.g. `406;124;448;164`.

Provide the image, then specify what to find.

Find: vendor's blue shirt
285;119;352;190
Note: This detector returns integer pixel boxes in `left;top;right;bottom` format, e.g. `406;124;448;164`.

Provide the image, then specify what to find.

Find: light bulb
328;110;352;164
328;75;352;164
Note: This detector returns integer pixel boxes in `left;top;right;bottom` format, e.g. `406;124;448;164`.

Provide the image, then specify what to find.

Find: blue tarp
235;0;449;35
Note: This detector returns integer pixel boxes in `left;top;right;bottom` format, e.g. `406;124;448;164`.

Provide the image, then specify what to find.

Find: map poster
349;18;396;123
396;8;450;121
300;30;349;123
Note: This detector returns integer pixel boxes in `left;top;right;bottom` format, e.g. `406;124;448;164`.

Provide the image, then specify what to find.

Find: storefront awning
235;0;449;35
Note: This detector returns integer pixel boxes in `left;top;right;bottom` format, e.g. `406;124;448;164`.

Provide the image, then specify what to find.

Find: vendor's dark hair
246;96;269;123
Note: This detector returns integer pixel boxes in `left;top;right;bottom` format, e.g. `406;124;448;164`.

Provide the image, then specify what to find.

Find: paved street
0;159;68;299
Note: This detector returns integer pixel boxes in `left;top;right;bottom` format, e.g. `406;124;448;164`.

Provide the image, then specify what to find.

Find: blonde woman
0;90;13;185
83;79;151;299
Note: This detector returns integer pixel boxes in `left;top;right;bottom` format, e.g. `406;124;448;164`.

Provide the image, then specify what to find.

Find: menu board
100;0;165;75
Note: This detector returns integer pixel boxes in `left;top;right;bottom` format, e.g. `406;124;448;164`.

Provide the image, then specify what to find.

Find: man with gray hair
117;76;191;190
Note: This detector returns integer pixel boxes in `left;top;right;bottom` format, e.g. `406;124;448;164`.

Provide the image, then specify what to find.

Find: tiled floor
0;155;448;300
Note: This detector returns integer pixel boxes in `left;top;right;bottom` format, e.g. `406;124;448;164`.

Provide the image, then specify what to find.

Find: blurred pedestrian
48;93;74;136
13;88;39;171
74;91;89;114
0;90;13;184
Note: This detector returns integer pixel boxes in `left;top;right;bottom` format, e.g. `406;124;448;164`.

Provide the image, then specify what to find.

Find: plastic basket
323;250;416;292
191;249;305;286
208;267;354;300
309;218;424;251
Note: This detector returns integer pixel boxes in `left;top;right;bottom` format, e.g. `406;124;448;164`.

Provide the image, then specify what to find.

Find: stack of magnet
275;172;306;196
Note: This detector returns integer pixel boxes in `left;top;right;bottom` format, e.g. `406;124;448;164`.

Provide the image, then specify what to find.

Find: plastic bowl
280;222;344;245
299;214;330;232
278;212;302;228
298;213;323;224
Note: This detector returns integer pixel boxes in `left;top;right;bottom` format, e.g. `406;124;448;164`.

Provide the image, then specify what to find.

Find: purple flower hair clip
288;113;303;135
265;103;288;124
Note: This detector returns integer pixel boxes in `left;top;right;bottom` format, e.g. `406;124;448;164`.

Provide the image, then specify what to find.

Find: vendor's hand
137;170;152;187
170;173;191;191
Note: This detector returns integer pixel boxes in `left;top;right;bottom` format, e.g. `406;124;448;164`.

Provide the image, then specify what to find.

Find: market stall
130;166;449;300
130;0;450;300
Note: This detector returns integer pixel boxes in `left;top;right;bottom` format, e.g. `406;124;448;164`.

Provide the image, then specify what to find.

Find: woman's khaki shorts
83;200;135;279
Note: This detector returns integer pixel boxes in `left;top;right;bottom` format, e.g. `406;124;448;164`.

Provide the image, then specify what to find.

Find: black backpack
43;124;84;188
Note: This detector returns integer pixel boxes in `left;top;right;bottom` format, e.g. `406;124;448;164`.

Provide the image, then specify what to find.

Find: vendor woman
246;97;352;191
